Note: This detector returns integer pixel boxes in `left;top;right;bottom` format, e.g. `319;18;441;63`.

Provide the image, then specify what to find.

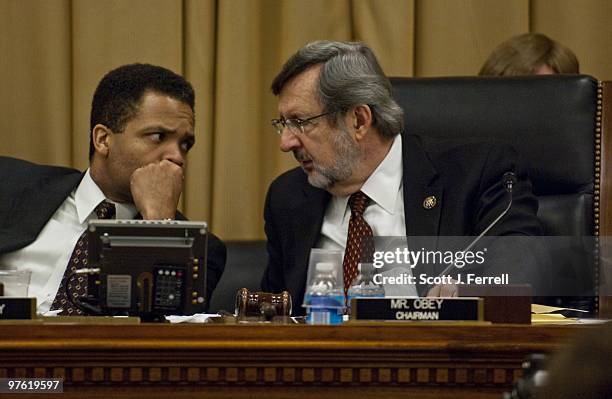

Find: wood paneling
0;323;588;398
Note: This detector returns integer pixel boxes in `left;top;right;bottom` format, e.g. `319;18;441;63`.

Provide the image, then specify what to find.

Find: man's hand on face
130;160;183;220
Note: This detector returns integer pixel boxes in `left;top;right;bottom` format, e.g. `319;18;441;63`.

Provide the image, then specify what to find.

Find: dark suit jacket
0;156;226;308
261;134;545;315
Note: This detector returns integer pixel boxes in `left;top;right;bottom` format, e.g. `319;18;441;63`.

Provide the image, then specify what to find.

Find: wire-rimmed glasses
271;112;330;135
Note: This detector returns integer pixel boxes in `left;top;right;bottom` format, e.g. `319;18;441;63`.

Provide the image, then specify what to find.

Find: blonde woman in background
479;33;579;76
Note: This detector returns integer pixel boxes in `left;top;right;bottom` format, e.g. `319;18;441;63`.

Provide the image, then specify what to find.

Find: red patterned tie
51;201;115;315
342;191;374;294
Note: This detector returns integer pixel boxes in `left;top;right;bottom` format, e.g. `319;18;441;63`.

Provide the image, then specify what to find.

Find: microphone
432;171;516;279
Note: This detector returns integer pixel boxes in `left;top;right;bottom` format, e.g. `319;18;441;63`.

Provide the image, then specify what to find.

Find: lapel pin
423;196;437;209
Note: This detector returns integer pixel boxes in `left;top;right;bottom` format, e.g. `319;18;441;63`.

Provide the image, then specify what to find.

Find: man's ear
91;124;113;157
352;104;373;141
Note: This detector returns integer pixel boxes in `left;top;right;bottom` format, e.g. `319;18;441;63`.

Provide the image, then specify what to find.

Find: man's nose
279;129;301;153
165;144;185;168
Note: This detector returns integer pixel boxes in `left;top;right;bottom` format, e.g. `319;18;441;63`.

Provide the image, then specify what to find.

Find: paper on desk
40;309;63;317
41;311;220;323
531;304;589;314
165;313;220;323
531;313;578;324
531;304;609;325
531;304;581;325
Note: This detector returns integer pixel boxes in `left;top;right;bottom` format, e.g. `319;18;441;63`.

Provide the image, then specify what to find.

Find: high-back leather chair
390;75;612;314
208;240;268;313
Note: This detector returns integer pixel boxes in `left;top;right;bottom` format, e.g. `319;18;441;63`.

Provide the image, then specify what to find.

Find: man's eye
149;133;165;142
181;140;194;152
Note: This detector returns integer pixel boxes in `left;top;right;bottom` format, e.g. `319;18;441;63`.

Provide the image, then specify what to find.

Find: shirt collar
75;169;138;224
360;134;403;214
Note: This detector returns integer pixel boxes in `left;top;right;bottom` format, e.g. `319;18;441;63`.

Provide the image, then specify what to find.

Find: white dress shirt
0;169;137;314
317;134;417;296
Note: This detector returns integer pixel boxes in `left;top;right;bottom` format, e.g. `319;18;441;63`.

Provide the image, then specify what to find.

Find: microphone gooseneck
434;171;516;278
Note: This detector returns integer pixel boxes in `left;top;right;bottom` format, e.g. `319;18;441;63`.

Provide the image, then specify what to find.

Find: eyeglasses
271;112;330;136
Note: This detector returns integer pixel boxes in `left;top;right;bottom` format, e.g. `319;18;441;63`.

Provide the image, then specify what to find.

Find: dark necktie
342;191;374;294
51;200;116;315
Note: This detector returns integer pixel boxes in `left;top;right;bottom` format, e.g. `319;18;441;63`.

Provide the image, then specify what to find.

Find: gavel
235;288;292;320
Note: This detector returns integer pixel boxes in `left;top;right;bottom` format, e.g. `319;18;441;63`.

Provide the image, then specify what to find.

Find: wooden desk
0;322;587;398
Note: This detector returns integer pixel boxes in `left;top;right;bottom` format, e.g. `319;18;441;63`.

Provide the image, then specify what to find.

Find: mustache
293;150;312;162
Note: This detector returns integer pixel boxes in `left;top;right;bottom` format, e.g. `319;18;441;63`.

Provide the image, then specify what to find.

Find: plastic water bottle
304;262;344;325
347;263;385;315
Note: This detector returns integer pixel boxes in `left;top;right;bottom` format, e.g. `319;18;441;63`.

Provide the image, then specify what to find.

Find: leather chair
208;240;268;313
390;75;612;314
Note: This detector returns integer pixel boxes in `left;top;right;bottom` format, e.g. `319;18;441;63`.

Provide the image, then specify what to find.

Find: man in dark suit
261;41;543;315
0;63;225;315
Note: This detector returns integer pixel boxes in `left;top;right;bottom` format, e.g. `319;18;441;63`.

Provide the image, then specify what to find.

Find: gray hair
271;40;404;138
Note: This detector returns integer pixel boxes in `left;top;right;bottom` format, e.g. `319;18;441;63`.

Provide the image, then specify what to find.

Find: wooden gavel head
235;288;292;318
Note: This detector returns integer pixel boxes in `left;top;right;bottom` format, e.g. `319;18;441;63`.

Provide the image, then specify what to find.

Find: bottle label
303;293;344;308
306;308;343;325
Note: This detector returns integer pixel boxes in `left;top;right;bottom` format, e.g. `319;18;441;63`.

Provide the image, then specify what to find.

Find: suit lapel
402;135;443;292
1;171;83;253
288;184;329;298
402;135;443;237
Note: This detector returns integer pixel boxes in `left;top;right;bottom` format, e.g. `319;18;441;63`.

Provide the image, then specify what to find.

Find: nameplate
350;297;483;321
0;298;37;320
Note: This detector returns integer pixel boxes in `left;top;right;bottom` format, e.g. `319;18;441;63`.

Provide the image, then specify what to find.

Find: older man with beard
261;41;543;315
